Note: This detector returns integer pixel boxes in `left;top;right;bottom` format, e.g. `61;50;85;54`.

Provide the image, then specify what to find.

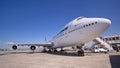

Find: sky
0;0;120;49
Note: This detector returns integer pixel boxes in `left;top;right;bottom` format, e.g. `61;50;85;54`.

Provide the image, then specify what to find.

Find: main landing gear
42;46;84;56
60;48;64;52
42;47;58;53
76;46;84;56
42;48;64;53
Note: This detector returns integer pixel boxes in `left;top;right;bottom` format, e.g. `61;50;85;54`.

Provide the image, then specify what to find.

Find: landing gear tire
60;48;65;52
60;49;64;52
77;50;84;56
48;49;52;53
54;49;58;52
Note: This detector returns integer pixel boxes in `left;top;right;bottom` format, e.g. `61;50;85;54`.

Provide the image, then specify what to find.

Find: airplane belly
52;36;72;48
54;33;82;48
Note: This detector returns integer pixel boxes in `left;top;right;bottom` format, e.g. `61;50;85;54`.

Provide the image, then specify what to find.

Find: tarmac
0;50;120;68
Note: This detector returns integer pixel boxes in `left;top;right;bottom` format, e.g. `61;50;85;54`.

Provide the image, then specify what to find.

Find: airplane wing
16;43;53;47
7;42;54;50
6;41;53;47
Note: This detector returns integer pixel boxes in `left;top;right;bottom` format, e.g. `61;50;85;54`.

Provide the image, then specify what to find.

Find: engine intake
30;46;36;50
12;45;17;50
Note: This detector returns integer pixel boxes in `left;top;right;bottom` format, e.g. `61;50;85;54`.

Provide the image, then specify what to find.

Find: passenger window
112;37;115;40
92;23;94;25
116;37;119;40
105;38;108;41
95;22;97;24
86;25;88;27
83;25;85;27
109;38;112;41
89;24;91;26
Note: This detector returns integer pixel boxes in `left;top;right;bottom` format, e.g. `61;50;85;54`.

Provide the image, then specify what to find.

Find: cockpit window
76;16;85;21
95;22;97;24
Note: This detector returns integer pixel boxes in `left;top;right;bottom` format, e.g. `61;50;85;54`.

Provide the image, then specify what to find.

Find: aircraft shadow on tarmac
6;51;85;57
109;55;120;68
45;51;81;57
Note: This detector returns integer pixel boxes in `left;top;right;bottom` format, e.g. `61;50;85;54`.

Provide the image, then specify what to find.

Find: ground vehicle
92;47;108;53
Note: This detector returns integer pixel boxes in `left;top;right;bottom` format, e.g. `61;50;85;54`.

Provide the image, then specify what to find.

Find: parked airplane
10;16;111;56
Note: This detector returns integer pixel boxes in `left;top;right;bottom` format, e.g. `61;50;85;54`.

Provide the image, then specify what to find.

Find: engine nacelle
30;46;36;50
12;45;17;50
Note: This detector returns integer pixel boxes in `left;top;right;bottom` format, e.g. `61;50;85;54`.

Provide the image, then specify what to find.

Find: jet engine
30;46;36;50
12;45;17;50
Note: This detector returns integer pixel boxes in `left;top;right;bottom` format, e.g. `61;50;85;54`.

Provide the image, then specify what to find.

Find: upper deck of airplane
75;16;86;21
65;16;86;27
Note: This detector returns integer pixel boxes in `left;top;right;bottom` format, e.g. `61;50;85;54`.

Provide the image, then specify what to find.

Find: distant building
100;34;120;51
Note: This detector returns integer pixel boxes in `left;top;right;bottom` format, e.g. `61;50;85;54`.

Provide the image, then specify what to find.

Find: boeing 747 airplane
10;16;111;56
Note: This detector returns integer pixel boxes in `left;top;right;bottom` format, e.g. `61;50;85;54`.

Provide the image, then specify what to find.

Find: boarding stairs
93;37;114;52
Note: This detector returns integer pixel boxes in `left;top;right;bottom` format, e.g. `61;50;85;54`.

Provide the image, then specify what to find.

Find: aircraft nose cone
103;18;111;25
98;18;111;28
93;18;111;36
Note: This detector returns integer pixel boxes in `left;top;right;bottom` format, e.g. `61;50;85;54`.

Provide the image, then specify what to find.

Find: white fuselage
50;17;111;48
